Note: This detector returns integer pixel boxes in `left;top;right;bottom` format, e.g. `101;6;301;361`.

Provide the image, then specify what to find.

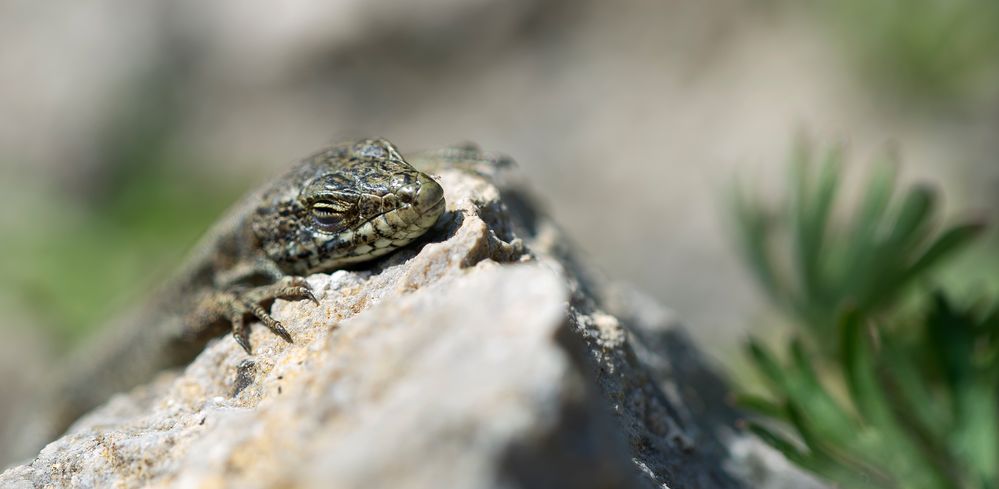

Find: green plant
731;143;994;488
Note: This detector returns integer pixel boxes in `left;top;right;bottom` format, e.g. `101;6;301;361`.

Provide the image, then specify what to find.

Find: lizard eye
310;201;346;230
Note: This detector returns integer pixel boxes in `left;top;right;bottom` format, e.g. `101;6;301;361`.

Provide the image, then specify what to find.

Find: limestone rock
2;147;813;488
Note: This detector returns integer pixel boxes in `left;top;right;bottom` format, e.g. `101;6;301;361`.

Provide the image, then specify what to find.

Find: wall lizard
18;138;446;457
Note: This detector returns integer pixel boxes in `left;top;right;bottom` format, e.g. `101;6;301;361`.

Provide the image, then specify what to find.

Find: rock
1;146;813;488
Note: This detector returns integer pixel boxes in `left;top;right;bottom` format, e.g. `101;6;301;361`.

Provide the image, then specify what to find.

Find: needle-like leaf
729;140;993;489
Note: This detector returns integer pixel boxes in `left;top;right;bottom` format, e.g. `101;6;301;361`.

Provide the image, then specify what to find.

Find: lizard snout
413;175;445;214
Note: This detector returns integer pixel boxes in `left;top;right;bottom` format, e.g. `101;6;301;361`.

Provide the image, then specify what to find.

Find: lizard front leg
188;259;318;354
221;277;318;353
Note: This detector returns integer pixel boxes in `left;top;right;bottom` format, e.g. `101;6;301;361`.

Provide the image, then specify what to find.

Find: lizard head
253;138;446;275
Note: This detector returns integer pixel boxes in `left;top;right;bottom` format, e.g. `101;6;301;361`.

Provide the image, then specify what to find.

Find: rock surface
1;147;818;488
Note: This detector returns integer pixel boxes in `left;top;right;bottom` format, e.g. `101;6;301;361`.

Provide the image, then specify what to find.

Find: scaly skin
33;138;445;450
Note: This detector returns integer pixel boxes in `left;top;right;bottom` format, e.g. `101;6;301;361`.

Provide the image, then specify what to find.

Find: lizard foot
223;277;319;354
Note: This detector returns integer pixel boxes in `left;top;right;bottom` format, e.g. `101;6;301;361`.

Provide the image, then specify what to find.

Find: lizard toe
231;315;253;354
281;286;319;306
243;300;293;344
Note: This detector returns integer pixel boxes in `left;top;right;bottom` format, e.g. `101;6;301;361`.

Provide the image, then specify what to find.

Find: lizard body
34;138;445;449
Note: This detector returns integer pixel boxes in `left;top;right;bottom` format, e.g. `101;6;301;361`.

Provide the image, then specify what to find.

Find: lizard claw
244;300;294;344
270;322;292;342
231;315;253;354
217;275;317;352
287;286;319;306
283;277;320;306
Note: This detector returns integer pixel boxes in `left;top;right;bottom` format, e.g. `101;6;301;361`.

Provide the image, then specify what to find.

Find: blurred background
1;0;997;437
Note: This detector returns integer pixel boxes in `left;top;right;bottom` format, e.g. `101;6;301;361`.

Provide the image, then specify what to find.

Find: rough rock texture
1;149;818;489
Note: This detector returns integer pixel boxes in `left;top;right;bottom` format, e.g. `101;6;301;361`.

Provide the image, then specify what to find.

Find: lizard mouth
420;194;446;219
335;180;446;263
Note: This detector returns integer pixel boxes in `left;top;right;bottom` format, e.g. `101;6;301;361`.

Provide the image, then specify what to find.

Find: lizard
17;137;446;456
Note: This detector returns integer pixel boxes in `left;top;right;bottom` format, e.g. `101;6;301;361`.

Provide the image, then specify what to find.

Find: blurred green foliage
0;161;246;346
804;0;999;106
731;143;997;488
731;142;985;352
0;66;254;346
